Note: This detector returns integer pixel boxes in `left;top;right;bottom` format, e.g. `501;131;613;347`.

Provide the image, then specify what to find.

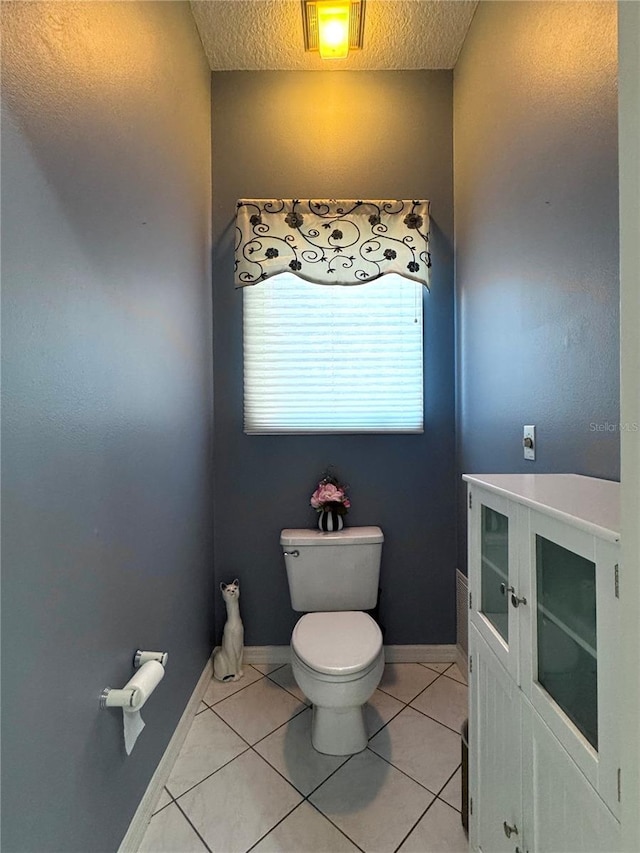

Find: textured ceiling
190;1;478;71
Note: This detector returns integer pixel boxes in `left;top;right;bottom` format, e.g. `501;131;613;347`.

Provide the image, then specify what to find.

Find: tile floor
138;661;469;853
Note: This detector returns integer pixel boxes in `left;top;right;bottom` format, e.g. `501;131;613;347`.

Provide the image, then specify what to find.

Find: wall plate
524;425;536;460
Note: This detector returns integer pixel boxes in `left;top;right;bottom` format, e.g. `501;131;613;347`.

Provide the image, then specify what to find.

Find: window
243;273;424;434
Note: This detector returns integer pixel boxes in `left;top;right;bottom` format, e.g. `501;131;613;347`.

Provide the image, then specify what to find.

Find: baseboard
243;644;456;664
383;644;457;663
118;654;214;853
242;645;458;663
243;645;292;664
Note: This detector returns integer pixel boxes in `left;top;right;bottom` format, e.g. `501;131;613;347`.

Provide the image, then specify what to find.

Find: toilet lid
292;612;382;676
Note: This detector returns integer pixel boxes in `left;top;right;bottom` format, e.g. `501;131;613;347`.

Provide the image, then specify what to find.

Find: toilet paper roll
121;660;165;755
125;660;165;710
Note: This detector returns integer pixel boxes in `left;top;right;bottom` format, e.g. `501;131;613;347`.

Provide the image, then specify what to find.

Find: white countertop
462;474;620;542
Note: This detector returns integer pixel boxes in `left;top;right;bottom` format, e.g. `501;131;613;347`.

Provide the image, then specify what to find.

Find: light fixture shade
302;0;365;60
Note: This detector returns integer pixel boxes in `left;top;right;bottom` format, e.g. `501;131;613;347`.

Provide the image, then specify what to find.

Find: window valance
234;199;431;289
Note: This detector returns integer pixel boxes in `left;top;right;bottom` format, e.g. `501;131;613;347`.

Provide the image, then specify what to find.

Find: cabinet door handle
510;593;527;608
503;821;519;839
500;583;515;596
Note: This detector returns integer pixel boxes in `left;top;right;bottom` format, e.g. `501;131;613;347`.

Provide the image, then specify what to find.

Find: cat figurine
213;579;245;682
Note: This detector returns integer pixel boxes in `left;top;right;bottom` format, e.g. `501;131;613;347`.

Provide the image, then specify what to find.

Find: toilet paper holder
134;649;168;669
99;650;168;709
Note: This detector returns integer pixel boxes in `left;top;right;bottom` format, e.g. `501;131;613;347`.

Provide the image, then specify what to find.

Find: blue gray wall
211;71;456;646
1;3;213;851
454;1;620;572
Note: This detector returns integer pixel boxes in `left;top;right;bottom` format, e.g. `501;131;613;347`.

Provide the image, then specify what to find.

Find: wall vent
456;569;469;657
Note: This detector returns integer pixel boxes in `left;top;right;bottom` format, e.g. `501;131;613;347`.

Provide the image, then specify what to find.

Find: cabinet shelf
481;554;508;584
537;602;596;660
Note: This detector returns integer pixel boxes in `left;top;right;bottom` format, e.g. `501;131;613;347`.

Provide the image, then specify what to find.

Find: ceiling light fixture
301;0;366;60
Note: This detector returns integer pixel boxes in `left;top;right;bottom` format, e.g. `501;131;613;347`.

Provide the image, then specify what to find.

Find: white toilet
280;526;384;756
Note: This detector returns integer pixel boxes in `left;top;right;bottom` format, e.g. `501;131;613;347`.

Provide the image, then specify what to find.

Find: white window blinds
243;273;424;434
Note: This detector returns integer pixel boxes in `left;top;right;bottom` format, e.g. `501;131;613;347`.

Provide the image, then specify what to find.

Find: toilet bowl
291;610;384;755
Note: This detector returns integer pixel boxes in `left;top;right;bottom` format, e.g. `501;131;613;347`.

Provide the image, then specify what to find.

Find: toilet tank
280;526;383;613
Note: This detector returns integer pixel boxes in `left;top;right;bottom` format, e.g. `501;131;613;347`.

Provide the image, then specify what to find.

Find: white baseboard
118;654;214;853
383;644;457;663
243;644;456;665
243;645;291;664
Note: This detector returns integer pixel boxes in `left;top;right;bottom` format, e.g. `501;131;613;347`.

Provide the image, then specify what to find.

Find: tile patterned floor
138;661;469;853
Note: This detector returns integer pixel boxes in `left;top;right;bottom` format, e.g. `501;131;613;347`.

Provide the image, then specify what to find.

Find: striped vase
318;509;344;532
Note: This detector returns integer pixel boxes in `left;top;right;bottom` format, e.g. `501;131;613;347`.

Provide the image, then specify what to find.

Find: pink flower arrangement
310;474;351;516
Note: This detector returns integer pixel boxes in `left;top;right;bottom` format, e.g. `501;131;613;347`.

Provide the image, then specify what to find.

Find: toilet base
311;704;368;756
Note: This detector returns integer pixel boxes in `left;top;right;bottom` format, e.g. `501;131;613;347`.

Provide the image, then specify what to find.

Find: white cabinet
470;625;620;853
465;474;621;853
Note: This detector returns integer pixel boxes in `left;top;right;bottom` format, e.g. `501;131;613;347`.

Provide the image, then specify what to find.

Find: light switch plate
524;425;536;460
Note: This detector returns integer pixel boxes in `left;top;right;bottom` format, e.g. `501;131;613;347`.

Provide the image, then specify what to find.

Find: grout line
243;702;309;749
376;667;451;706
244;800;303;853
375;682;436;705
173;797;215;853
306;798;367;853
374;684;414;702
202;669;267;708
365;701;408;742
265;671;313;707
250;749;309;796
417;662;453;674
404;670;448;703
408;702;468;737
392;795;439;853
434;793;464;816
150;799;173;817
434;762;462;798
365;745;441;799
442;670;468;687
253;663;286;676
209;706;257;747
207;708;255;746
170;744;252;802
248;742;322;799
304;752;356;800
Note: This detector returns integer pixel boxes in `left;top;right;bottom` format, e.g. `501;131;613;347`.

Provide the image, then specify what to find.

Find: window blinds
243;273;424;434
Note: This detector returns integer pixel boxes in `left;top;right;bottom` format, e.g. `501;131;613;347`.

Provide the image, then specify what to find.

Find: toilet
280;526;384;756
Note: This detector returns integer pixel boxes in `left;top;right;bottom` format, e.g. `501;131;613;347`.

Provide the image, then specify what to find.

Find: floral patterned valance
234;199;431;289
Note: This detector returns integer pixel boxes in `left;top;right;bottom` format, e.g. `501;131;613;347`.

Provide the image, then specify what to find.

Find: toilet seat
292;611;382;676
291;645;383;685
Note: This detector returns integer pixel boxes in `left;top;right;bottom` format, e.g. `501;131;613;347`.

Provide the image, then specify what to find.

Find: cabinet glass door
470;487;518;681
481;505;510;643
535;535;597;749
